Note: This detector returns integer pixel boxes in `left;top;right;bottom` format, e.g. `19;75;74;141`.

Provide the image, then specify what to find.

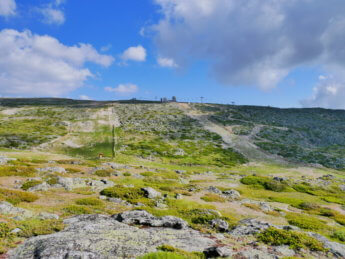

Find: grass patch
17;219;65;238
240;175;288;192
258;227;326;251
137;251;190;259
0;188;39;205
200;193;226;203
286;213;328;231
63;205;93;215
332;229;345;242
75;197;104;207
21;180;43;191
94;170;112;177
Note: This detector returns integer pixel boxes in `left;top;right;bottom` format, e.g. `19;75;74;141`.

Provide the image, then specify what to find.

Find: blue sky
0;0;345;108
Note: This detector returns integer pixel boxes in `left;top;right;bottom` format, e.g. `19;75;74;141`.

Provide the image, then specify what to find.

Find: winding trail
176;103;286;163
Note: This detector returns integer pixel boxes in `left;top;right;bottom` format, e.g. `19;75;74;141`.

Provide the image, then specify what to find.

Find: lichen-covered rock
57;177;114;191
309;232;345;258
222;189;241;199
204;246;232;258
37;167;66;174
141;187;161;199
38;212;59;220
114;210;188;229
28;182;50;192
0;201;33;218
230;218;272;236
207;186;222;194
9;213;216;259
210;219;229;232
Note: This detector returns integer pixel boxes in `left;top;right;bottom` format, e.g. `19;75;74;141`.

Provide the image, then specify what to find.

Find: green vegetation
63;205;93;215
332;230;345;242
137;251;190;259
200;193;226;203
258;227;326;251
21;180;43;191
75;197;104;207
17;219;65;238
94;169;112;177
0;188;39;205
285;213;328;231
240;175;288;192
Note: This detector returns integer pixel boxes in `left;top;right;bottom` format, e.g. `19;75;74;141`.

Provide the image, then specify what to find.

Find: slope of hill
0;99;344;258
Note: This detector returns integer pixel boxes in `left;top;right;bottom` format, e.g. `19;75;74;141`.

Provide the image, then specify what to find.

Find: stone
38;212;59;220
57;177;114;191
204;246;232;258
222;189;241;199
28;182;50;192
0;201;33;218
233;249;278;259
9;213;216;259
102;162;129;169
230;218;272;236
37;167;66;174
339;185;345;192
207;186;222;194
273;176;287;182
273;245;295;257
175;193;183;199
155;201;168;209
175;170;186;174
114;210;188;229
309;232;345;258
210;219;229;232
0;155;16;164
141;187;161;199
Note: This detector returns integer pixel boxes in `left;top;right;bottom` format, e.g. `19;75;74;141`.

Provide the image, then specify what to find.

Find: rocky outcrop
27;182;50;192
309;232;345;258
37;167;66;174
0;201;33;219
114;210;188;229
222;189;241;199
57;177;114;191
210;219;229;232
141;187;161;199
230;218;272;236
9;213;217;259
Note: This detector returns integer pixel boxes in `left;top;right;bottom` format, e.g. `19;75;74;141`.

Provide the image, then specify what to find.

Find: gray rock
273;176;287;182
142;187;161;199
207;186;222;194
0;201;33;218
155;201;168;209
210;219;229;232
339;185;345;192
37;167;66;174
28;182;50;192
0;155;16;164
175;170;186;174
309;232;345;258
57;177;114;191
233;249;278;259
38;212;59;220
102;162;129;169
222;189;241;199
273;245;295;257
230;218;272;236
9;213;216;259
114;210;188;229
175;193;183;199
204;246;232;258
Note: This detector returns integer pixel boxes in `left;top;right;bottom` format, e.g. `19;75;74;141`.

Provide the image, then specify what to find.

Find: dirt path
176;103;286;163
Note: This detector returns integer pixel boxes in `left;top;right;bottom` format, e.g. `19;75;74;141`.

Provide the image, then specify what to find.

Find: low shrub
75;197;104;207
0;222;15;254
332;230;345;242
200;193;226;203
123;172;131;177
0;188;39;205
258;227;326;251
0;166;36;177
63;205;93;215
94;170;112;177
241;176;287;192
298;202;320;211
286;213;328;231
46;176;59;185
21;180;43;191
322;196;345;205
141;172;155;177
17;219;64;238
156;244;203;259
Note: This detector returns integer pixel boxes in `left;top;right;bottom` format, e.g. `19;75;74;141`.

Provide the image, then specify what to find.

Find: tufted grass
0;188;39;205
21;180;43;191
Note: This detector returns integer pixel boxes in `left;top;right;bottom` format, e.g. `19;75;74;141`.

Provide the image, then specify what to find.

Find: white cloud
121;45;146;62
150;0;345;96
39;7;65;25
37;0;66;25
101;44;112;52
79;95;91;100
0;0;16;17
157;57;177;68
105;84;139;94
0;29;114;97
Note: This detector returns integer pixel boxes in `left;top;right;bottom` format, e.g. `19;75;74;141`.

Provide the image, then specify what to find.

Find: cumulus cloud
105;84;138;94
0;0;16;17
0;29;114;97
150;0;345;97
157;57;177;68
121;45;146;62
37;0;66;25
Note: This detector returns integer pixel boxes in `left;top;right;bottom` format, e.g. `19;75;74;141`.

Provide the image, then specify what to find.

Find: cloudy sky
0;0;345;108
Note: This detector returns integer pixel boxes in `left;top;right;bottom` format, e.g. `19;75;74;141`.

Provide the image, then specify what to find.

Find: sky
0;0;345;109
